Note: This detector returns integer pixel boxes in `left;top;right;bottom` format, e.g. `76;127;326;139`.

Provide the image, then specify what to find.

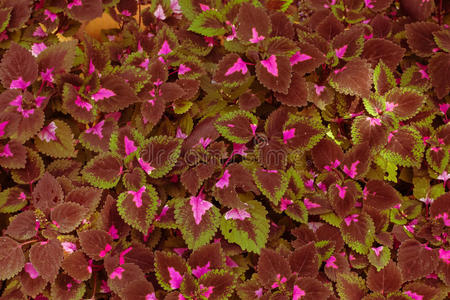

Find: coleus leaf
67;0;103;21
367;260;402;294
274;70;308;107
324;253;350;282
0;7;11;33
255;55;292;94
329;58;373;99
62;83;96;124
80;118;118;153
61;251;92;282
121;280;156;300
50;202;89;233
429;52;450;99
93;75;140;113
282;114;326;151
402;282;445;300
50;273;86;300
188;242;225;273
291;41;327;74
264;37;298;57
236;2;271;43
433;29;450;53
37;40;77;76
174;195;220;250
397;239;439;281
107;263;147;297
0;140;26;169
11;148;45;185
383;87;425;121
215;110;258;144
65;186;102;216
29;239;64;282
292;277;332;300
329;180;361;218
257;248;291;289
32;172;64;216
19;263;47;298
351;115;389;150
109;126;144;161
340;212;375;254
253;168;288;206
373;61;396;96
426;145;449;174
5;210;36;241
35;119;76;158
0;42;38;89
137;135;182;178
336;272;368;300
78;229;113;260
154;250;188;291
362;38;405;69
311;138;344;171
101;194;131;239
400;64;432;93
288;242;320;278
367;246;390;271
197;269;235;299
316;14;345;41
213;53;251;86
364;180;401;210
331;26;364;61
117;184;159;234
188;9;227;37
220;199;270;254
81;152;123;189
0;237;25;280
405;22;440;57
380;126;425;168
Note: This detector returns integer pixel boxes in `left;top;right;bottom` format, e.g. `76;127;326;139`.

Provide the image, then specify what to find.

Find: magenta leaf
224;57;248;76
124;136;137;156
127;185;146;208
158;40;172;56
191;261;211;278
168;267;183;289
224;208;251;220
85;120;104;139
335;45;348;58
10;77;31;89
260;55;279;77
91;88;116;102
190;192;213;225
215;169;231;189
37;121;57;142
249;27;265;43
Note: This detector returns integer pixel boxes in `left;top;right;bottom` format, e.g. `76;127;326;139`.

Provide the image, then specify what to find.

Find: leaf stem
19;239;38;248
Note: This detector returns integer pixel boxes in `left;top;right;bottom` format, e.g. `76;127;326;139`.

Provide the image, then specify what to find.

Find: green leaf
215;110;258;144
81;152;123;189
320;212;342;227
373;61;396;96
174;197;220;250
220;199;269;254
367;246;391;271
35;120;76;158
0;8;11;33
189;9;227;37
373;154;398;183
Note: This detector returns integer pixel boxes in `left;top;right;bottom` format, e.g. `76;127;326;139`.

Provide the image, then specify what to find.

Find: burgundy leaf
367;260;402;294
50;202;89;233
364;180;401;210
288;242;319;278
29;239;63;282
5;210;36;241
405;22;440;57
78;229;113;260
61;251;92;281
362;38;405;69
429;53;450;99
397;239;439;281
257;248;291;289
0;42;38;89
274;71;307;107
32;172;64;216
0;237;25;280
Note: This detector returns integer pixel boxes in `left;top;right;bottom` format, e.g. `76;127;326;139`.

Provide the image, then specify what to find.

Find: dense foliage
0;0;449;299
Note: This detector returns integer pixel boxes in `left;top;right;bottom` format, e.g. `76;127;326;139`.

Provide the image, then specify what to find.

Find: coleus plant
0;0;449;299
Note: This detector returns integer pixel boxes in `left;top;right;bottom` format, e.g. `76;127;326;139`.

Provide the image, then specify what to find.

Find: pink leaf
225;58;248;76
128;186;146;208
41;67;54;83
224;208;251;220
0;144;14;157
119;247;132;265
293;285;306;300
38;121;58;142
85;120;105;139
334;66;347;74
249;27;265;43
280;197;293;211
178;64;191;75
364;0;374;8
75;95;93;111
33;27;47;37
325;255;339;269
24;262;40;279
314;84;325;95
173;247;188;256
283;128;296;144
44;9;58;22
439;103;450;114
170;0;182;14
198;137;211;149
344;214;359;226
121;10;131;16
124;136;137;156
233;143;247;156
304;198;321;209
200;284;214;298
176;127;188;139
367;117;381;126
158;40;172;56
99;244;112;257
342;160;360;178
199;3;210;11
31;43;47;57
168;267;184;289
250;123;257;135
190;192;213;225
154;4;166;20
437;170;449;187
10;77;31;89
439;248;450;264
88;59;95;74
215;169;231;189
91;88;116;102
225;256;239;267
0;121;9;137
61;242;77;254
261;55;278;77
335;45;348;59
146;293;157;300
192;261;211;278
372;246;383;257
110;266;125;279
138;158;155;175
404;291;423;300
108;225;119;240
290;51;312;66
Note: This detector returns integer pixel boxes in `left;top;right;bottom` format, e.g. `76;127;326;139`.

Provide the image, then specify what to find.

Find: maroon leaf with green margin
62;84;96;124
255;55;292;94
107;263;147;297
188;9;227;37
362;38;405;69
154;250;188;291
67;0;103;21
336;272;367;300
329;58;373;98
37;40;77;76
50;202;89;233
117;184;159;234
384;87;425;121
65;186;102;216
0;186;27;213
291;41;326;75
311;138;344;171
121;280;156;300
32;172;64;216
236;2;271;43
316;14;344;41
213;53;251;86
79;118;117;153
331;26;364;61
29;239;63;282
78;229;113;260
94;75;140;113
0;140;26;169
282;114;326;151
61;251;92;282
19;266;47;298
174;196;220;250
188;242;225;272
0;237;25;280
402;282;443;300
397;239;439;281
426;144;449;173
11;149;45;185
366;0;394;12
253;168;288;206
101;194;131;240
274;70;307;107
0;42;38;89
367;260;402;294
34;119;76;158
292;277;332;300
324;253;350;282
373;61;396;95
197;269;235;299
351;116;389;149
215;110;258;144
288;242;319;278
257;248;291;289
429;53;450;99
364;180;401;210
50;273;86;300
433;29;450;52
0;7;11;33
5;210;36;241
405;22;440;57
340;212;375;254
329;180;361;218
81;152;123;189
